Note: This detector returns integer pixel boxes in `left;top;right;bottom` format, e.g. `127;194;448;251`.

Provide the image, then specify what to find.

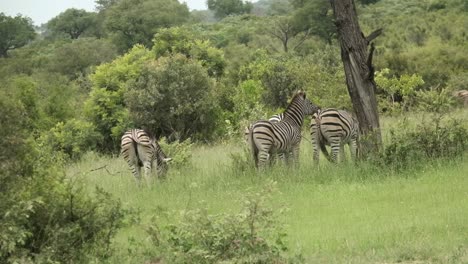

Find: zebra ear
163;158;172;163
296;89;306;98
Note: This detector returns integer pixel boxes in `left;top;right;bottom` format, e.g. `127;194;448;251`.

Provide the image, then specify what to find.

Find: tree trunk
329;0;383;155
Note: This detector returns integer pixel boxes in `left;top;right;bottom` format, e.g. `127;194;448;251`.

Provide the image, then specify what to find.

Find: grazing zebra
310;108;359;164
121;129;172;184
249;90;319;168
453;90;468;107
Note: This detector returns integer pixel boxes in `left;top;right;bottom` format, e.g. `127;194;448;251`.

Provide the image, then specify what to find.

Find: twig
90;165;117;175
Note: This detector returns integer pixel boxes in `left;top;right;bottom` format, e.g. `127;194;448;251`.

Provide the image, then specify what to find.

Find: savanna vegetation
1;0;467;263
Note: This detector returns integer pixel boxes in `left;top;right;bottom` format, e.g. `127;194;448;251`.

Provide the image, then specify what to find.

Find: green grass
67;112;468;263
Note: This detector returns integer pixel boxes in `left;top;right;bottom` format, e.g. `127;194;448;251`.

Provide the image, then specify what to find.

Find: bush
379;115;468;170
146;181;300;264
158;137;194;169
125;54;221;141
0;176;127;263
0;88;127;263
38;118;103;160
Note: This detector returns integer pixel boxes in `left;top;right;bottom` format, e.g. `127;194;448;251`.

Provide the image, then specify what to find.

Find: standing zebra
249;90;319;168
243;113;285;143
310;108;359;164
453;90;468;107
121;129;172;185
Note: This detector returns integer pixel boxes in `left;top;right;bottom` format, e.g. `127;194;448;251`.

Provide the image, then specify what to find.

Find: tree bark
329;0;382;155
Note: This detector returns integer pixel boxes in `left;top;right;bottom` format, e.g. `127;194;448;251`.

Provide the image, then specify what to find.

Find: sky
0;0;208;25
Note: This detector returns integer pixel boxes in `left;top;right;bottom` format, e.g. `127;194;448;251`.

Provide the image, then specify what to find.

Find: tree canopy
207;0;253;19
0;13;35;57
104;0;190;51
46;8;97;39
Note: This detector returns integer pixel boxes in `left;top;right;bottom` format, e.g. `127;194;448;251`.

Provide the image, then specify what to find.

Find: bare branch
366;28;383;44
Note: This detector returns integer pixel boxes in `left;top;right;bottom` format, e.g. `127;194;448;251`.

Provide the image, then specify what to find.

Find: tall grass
67;112;468;263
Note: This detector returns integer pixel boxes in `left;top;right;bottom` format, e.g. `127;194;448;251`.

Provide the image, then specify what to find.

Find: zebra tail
248;126;259;168
132;139;143;167
319;138;332;162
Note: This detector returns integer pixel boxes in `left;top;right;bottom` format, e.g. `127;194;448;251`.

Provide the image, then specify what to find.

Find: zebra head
292;90;320;116
150;138;172;177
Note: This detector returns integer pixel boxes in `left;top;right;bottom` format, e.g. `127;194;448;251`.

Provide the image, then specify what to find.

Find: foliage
104;0;190;51
38;119;103;161
146;181;299;263
153;27;226;78
375;68;425;112
46;37;118;78
414;86;455;112
0;87;127;263
158;137;194;169
0;89;34;183
0;13;36;57
379;115;468;170
125;54;221;141
207;0;253;19
85;45;152;152
290;0;335;44
46;8;97;39
0;175;127;263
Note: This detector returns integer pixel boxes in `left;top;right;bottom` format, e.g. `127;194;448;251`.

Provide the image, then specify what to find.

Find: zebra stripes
268;113;285;123
453;90;468;107
121;129;171;184
249;90;319;168
310;108;359;164
243;113;285;143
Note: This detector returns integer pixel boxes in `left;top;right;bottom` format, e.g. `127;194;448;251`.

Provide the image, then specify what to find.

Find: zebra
121;129;172;185
310;108;359;164
453;90;468;107
243;113;285;143
249;90;319;168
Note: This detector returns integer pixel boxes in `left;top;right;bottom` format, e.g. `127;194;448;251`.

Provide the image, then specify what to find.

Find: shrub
0;176;127;263
146;182;300;264
0;89;127;263
125;54;221;141
379;115;468;170
38;118;103;160
153;27;226;78
158;137;194;169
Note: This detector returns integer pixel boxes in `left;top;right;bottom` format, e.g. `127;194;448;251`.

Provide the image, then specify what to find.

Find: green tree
104;0;190;51
46;9;97;39
47;38;118;78
0;13;36;57
84;45;153;152
290;0;335;44
153;27;226;78
125;54;220;140
207;0;253;19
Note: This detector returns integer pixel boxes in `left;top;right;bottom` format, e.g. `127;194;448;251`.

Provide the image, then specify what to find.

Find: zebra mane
284;90;306;114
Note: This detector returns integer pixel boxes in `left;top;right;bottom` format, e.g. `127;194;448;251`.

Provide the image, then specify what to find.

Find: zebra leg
290;144;300;166
340;144;346;163
257;150;270;168
142;161;153;186
329;140;341;163
269;150;277;166
311;126;320;165
349;139;358;161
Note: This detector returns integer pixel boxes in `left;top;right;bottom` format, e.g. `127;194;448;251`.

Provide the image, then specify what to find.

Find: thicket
0;90;127;263
146;182;301;263
378;115;468;171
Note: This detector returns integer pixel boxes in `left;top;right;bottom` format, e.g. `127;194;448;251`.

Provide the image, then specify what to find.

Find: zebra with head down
121;129;172;185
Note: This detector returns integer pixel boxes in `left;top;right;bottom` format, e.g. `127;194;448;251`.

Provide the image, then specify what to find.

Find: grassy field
68;112;468;263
